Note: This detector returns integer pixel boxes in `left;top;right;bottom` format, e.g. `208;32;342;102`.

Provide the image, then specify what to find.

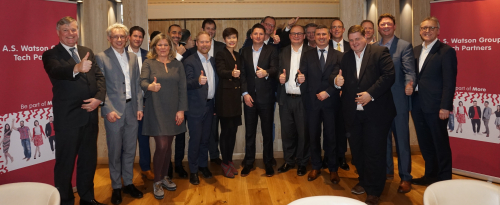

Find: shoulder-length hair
147;33;176;60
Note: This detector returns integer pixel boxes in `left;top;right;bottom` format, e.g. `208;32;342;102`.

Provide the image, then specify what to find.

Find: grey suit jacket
379;36;416;113
96;47;143;118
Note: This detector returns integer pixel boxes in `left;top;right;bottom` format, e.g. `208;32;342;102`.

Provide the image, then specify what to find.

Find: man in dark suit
469;101;482;135
240;23;279;177
327;17;350;171
411;17;457;187
377;13;416;193
189;19;226;165
42;16;106;205
297;25;343;183
126;26;155;181
45;116;56;154
241;16;291;51
329;17;351;53
277;25;312;176
167;24;189;178
304;23;318;48
332;25;395;205
184;32;219;185
96;24;144;204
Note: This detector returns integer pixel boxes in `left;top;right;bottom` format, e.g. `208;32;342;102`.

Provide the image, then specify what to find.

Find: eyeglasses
263;23;275;28
420;26;439;31
290;32;304;37
331;26;343;29
111;35;126;40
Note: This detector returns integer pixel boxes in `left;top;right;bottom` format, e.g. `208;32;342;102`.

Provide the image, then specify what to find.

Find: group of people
451;101;500;138
2;116;56;165
42;13;457;205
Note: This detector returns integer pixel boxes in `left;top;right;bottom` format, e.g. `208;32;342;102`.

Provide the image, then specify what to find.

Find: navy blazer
413;40;457;113
379;36;416;113
184;51;219;117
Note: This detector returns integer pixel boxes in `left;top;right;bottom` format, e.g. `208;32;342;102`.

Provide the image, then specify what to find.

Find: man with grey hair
96;23;143;204
42;16;106;205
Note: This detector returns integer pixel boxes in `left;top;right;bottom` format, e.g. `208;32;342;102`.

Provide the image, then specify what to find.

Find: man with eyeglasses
411;16;457;186
297;25;343;183
361;20;376;44
276;25;313;176
327;17;350;172
96;23;144;204
377;13;416;194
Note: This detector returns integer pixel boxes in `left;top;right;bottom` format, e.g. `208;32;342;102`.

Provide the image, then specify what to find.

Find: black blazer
45;122;52;136
333;44;395;126
189;40;225;59
298;46;343;110
215;48;242;117
184;52;218;117
277;45;312;105
413;40;457;113
240;44;279;104
468;106;482;119
42;43;106;130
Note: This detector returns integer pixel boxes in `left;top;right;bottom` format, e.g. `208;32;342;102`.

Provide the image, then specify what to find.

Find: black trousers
243;102;275;166
335;106;347;158
471;119;481;133
48;135;56;151
54;122;98;205
348;111;392;197
208;115;221;159
279;95;309;166
219;116;240;164
307;107;337;171
174;132;186;167
412;94;452;181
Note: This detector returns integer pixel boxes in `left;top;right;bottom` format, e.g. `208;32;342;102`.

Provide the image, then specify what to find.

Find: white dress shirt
112;47;131;100
127;46;142;71
355;45;367;110
197;51;215;99
416;38;438;91
317;45;329;61
285;45;302;94
242;44;264;97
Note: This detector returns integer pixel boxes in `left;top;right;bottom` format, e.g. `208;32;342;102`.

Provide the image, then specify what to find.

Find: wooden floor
81;154;480;205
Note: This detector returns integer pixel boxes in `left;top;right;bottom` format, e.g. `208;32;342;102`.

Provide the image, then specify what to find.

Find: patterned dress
3;129;11;153
33;125;44;147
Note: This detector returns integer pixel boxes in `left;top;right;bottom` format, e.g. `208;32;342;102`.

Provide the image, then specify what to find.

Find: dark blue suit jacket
184;51;219;117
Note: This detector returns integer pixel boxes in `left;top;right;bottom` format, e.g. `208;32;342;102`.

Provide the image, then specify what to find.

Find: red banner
431;0;500;179
0;0;76;184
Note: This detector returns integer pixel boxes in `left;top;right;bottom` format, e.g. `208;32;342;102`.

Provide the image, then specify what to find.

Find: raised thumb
200;70;205;76
338;69;343;76
153;77;157;83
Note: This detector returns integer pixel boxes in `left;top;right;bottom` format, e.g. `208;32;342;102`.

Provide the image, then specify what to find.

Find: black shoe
241;158;247;167
211;157;222;165
411;176;438;186
111;189;122;204
297;166;307;176
322;156;328;169
123;184;143;199
271;158;277;167
338;157;350;171
175;165;188;178
190;173;200;185
168;161;173;179
241;165;253;177
80;199;105;205
277;163;294;173
265;164;275;177
199;167;213;179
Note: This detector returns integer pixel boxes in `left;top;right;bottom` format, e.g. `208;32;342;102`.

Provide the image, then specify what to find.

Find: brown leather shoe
365;195;380;205
351;183;365;195
307;169;321;181
141;170;155;181
397;180;412;193
330;171;340;184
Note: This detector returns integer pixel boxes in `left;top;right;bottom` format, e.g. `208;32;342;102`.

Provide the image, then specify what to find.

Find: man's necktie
337;43;341;52
70;47;86;77
319;49;326;72
69;47;80;63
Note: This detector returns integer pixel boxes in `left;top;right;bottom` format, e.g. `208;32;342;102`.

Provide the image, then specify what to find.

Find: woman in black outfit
215;27;242;178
